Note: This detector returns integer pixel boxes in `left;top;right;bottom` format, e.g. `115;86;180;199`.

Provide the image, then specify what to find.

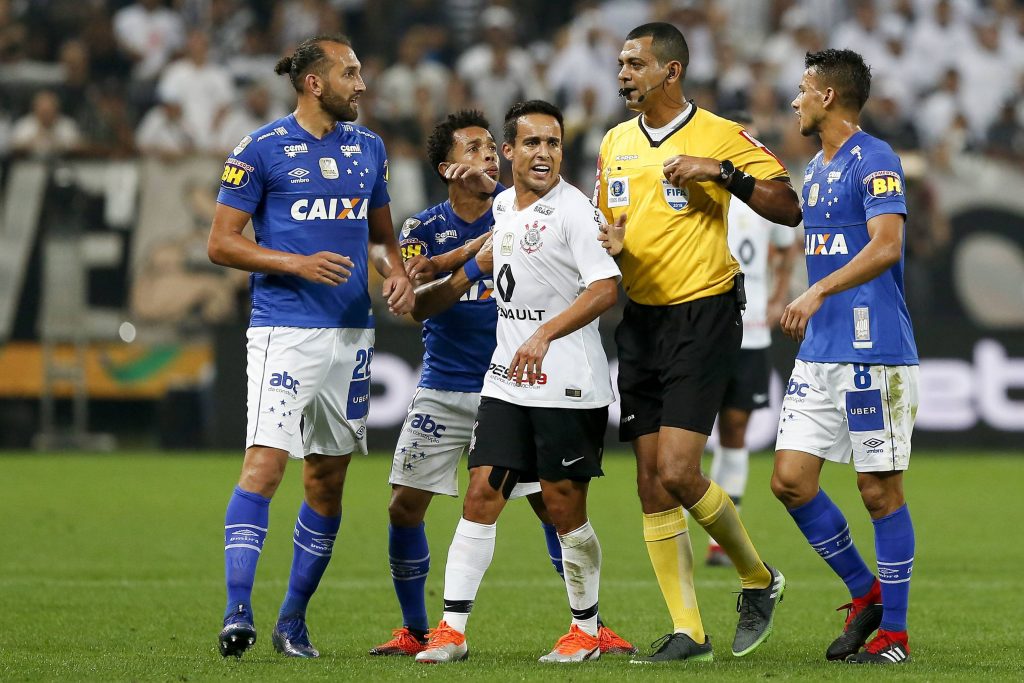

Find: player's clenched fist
383;273;415;316
474;234;494;273
293;251;353;285
404;254;438;286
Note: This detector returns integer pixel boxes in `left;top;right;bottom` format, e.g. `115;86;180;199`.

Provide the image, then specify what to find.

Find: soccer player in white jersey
706;112;799;567
414;100;621;665
370;110;634;658
208;35;413;659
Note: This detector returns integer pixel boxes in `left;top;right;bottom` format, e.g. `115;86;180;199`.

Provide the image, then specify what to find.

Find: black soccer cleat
630;633;713;663
219;603;257;658
732;564;785;657
847;629;910;664
826;600;883;661
272;616;320;658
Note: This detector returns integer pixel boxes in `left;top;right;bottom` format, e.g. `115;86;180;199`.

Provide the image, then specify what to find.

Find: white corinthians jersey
728;199;796;349
483;179;620;408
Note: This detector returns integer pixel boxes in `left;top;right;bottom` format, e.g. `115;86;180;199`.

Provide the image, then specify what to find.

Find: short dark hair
626;22;689;73
502;100;564;145
426;110;491;182
274;34;352;93
804;48;872;111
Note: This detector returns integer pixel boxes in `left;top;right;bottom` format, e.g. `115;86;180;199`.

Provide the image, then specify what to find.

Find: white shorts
775;360;919;472
389;387;541;499
246;326;374;459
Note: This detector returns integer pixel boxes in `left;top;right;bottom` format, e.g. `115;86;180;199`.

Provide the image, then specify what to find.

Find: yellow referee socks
643;507;705;642
689;481;771;589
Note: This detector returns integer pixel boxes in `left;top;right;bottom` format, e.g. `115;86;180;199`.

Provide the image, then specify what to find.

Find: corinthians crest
520;220;546;254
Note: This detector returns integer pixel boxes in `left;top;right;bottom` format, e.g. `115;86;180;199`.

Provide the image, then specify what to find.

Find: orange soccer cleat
538;624;601;663
598;624;638;655
368;626;427;657
414;621;469;663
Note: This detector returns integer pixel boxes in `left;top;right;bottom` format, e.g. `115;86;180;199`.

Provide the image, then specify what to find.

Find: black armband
726;169;756;203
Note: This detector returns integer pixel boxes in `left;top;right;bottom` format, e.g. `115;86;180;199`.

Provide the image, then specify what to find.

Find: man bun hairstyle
275;34;352;93
804;48;872;111
626;22;689;76
427;110;491;182
503;100;564;145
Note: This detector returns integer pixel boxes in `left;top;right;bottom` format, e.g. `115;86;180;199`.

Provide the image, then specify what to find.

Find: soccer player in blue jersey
207;34;414;659
772;48;918;665
368;110;634;658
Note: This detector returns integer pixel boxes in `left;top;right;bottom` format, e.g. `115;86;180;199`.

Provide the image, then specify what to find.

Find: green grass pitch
1;451;1022;681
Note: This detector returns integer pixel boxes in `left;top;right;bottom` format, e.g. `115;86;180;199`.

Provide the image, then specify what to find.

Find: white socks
559;520;602;636
710;446;749;503
441;517;496;633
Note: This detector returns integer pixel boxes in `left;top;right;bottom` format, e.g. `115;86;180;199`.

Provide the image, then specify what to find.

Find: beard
320;88;357;122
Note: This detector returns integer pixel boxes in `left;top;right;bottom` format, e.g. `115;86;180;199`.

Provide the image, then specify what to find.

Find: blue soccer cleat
219;603;257;658
272;616;320;658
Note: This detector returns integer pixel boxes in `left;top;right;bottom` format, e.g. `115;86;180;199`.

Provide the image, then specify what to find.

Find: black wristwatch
718;159;735;183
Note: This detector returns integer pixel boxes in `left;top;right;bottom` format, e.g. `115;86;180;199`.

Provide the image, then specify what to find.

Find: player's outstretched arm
208;203;352;285
409;230;491;284
781;213;904;341
410;235;493;322
368;205;415;315
662;155;802;227
509;276;618;385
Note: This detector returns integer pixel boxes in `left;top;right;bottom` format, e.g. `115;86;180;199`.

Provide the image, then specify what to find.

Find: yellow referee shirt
594;105;789;306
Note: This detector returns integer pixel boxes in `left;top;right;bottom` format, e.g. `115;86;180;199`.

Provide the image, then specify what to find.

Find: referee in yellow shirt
595;23;802;663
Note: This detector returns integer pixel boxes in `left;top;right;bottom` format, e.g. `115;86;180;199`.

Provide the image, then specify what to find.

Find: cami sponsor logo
290;197;368;220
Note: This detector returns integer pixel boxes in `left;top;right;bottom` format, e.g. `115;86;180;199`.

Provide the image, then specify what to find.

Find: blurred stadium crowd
1;0;1022;331
3;0;1023;187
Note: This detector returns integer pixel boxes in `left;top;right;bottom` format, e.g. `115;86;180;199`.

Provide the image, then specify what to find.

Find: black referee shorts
468;397;606;482
721;347;771;412
615;287;743;441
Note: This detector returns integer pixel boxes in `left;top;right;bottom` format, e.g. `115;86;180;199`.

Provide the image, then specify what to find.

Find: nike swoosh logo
561;457;584;466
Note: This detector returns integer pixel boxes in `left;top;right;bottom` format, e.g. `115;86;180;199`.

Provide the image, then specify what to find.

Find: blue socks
787;489;877;599
541;522;565;578
224;486;270;616
389;523;431;633
278;502;341;621
874;504;914;633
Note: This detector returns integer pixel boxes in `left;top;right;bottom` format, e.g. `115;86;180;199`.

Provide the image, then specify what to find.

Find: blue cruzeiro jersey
799;130;917;365
400;199;498;393
216;114;390;328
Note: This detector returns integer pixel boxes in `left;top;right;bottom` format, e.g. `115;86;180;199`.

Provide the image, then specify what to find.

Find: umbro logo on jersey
863;438;885;449
290;197;367;220
283;143;309;157
288;168;309;178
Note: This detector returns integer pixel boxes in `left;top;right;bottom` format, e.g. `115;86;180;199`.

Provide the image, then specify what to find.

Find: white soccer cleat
538;624;601;663
414;621;469;664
